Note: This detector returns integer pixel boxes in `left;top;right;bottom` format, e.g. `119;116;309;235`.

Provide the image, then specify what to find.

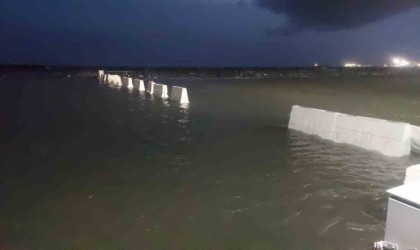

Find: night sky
1;0;420;66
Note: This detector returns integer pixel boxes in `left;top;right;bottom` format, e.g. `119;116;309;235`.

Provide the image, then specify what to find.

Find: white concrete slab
332;114;411;157
133;79;145;91
170;86;189;104
405;164;420;184
288;105;338;140
153;83;169;99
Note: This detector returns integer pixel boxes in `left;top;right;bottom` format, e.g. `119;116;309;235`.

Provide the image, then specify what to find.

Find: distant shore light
392;57;411;67
344;63;362;67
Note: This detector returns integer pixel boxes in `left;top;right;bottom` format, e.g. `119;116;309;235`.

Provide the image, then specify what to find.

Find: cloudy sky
1;0;420;66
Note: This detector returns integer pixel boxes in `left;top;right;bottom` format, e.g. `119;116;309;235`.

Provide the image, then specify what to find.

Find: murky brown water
1;74;419;249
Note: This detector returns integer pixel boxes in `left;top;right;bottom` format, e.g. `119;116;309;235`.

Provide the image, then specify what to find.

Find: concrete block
411;125;420;154
108;75;122;86
385;181;420;249
405;164;420;184
107;74;113;85
121;77;133;88
288;105;412;157
146;81;155;94
107;74;114;85
332;114;411;157
121;77;129;87
288;105;338;140
108;74;114;84
170;86;189;104
98;70;104;80
153;83;169;99
133;79;145;91
384;198;420;249
117;75;122;86
127;78;134;89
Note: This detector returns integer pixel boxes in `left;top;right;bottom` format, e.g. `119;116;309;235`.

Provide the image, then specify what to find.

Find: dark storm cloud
256;0;420;35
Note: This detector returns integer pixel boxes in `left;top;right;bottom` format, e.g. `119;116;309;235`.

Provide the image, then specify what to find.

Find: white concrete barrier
288;105;338;140
385;181;420;249
103;74;108;83
332;114;411;157
405;164;420;184
146;81;155;94
121;77;133;88
153;83;169;99
116;75;122;86
133;79;145;91
106;74;112;84
411;125;420;154
170;86;189;104
107;74;114;85
288;105;412;157
98;70;104;80
108;74;122;86
127;78;134;89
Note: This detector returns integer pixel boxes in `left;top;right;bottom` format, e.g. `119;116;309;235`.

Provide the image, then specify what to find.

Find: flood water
1;73;420;249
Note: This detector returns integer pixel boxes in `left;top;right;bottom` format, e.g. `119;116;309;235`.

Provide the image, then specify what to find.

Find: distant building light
344;63;362;67
392;57;411;67
314;63;319;67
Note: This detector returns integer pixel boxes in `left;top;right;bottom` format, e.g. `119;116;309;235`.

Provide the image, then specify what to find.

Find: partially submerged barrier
332;113;411;157
153;83;169;99
133;79;145;91
288;105;413;157
170;86;189;104
127;78;134;89
288;106;337;140
107;74;122;86
121;77;133;88
146;81;155;94
98;70;104;80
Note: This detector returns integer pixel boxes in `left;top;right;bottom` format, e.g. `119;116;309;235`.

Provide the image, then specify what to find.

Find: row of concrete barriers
98;70;189;104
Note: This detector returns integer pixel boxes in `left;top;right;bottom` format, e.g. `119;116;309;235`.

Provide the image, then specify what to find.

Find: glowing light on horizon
392;57;411;67
344;63;362;67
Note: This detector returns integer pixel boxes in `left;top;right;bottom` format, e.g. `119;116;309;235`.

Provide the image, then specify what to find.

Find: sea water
0;73;419;249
